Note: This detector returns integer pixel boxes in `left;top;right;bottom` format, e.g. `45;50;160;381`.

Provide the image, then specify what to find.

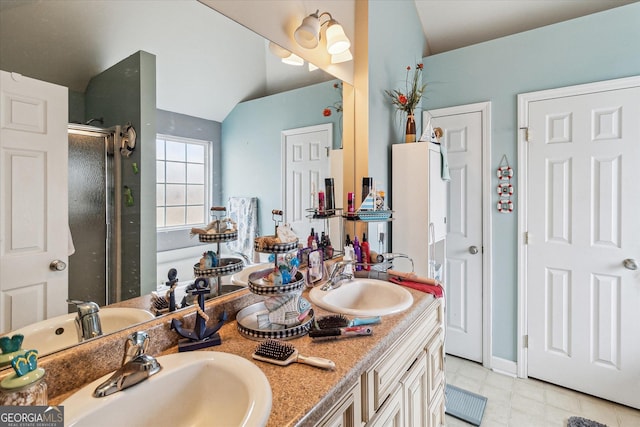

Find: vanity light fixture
294;10;351;57
282;52;304;66
331;48;353;64
268;41;305;67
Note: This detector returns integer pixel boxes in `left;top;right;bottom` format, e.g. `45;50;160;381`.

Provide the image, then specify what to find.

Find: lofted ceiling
0;0;635;122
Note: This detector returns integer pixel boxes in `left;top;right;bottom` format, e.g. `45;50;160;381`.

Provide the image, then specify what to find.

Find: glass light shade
325;21;350;55
294;14;320;49
331;48;353;64
282;53;304;66
268;41;291;58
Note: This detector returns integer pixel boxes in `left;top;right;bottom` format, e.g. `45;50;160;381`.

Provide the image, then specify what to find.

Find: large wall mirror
0;0;349;360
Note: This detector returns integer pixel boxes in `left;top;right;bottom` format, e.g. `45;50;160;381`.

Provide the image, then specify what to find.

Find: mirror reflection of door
0;71;69;333
282;124;332;245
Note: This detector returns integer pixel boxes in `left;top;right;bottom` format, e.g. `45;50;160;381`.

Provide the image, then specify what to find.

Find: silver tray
236;301;314;341
198;231;238;243
193;257;243;277
248;270;305;296
254;236;299;253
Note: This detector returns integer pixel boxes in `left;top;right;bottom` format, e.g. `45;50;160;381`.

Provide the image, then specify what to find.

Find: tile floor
444;355;640;427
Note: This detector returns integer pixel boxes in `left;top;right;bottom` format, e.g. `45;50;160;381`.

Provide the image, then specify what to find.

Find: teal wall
368;1;426;203
85;51;157;299
421;3;640;361
222;80;343;233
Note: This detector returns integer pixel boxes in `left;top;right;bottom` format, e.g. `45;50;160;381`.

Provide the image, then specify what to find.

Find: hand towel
389;277;443;298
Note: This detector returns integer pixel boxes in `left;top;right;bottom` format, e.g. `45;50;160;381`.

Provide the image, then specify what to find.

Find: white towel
226;197;259;263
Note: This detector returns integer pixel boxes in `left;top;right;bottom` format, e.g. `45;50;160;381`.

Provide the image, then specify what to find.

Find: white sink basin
62;352;272;427
6;308;155;356
308;278;414;317
230;263;272;286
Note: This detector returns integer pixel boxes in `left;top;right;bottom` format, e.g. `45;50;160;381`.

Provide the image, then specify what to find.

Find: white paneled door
525;81;640;408
430;110;484;363
0;71;69;333
282;124;331;241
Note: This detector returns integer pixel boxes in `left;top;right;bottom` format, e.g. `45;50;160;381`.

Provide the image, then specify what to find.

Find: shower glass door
67;125;115;309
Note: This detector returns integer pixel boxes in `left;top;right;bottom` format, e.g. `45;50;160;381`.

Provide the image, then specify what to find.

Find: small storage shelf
236;216;313;341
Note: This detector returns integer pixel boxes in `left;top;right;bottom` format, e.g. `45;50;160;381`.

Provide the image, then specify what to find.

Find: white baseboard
491;356;517;377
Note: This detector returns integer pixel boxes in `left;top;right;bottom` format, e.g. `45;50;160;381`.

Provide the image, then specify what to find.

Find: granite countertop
160;287;437;427
46;286;438;427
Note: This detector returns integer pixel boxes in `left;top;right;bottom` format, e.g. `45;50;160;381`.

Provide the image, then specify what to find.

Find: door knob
50;260;67;271
622;258;638;271
469;246;479;255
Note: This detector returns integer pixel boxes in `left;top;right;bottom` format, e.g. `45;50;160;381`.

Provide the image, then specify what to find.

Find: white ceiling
415;0;638;55
0;0;635;122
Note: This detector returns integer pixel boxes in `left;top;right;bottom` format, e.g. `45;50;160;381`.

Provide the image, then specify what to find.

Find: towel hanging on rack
226;197;259;263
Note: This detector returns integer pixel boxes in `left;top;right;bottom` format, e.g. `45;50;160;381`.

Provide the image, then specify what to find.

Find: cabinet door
401;352;428;427
427;385;445;427
428;148;447;242
392;143;428;278
426;328;445;402
316;381;360;427
368;386;404;427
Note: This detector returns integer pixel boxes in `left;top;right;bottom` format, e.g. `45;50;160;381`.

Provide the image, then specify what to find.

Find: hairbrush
252;339;335;370
309;325;373;340
314;314;381;330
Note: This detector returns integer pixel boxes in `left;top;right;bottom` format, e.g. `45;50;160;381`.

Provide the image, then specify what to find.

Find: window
156;134;211;230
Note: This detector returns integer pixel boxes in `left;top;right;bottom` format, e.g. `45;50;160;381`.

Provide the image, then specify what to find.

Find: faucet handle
123;331;150;365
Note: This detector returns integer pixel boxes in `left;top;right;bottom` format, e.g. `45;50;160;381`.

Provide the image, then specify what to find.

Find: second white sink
8;307;155;356
309;278;413;317
62;351;272;427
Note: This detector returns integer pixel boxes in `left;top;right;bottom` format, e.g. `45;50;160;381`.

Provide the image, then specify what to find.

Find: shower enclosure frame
67;124;122;307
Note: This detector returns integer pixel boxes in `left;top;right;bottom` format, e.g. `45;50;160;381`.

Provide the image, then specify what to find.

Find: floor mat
445;384;487;426
567;416;607;427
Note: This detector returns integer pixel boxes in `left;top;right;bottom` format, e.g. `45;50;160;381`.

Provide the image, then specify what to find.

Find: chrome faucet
321;260;365;291
67;300;103;341
321;253;415;291
93;331;162;398
374;253;415;272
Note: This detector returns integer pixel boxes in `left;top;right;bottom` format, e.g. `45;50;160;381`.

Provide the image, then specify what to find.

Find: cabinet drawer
370;301;441;412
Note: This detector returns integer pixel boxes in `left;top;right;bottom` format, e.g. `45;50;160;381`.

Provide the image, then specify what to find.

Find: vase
405;113;416;143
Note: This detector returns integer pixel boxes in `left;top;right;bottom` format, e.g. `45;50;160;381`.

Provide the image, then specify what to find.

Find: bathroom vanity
20;282;444;427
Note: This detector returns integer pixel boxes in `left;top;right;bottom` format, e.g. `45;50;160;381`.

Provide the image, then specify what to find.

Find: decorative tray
236;301;314;340
197;230;238;243
193;257;243;277
254;237;299;253
305;208;341;218
343;210;393;222
248;270;305;296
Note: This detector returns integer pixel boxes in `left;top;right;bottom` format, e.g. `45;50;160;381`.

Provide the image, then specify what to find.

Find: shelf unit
392;142;447;280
